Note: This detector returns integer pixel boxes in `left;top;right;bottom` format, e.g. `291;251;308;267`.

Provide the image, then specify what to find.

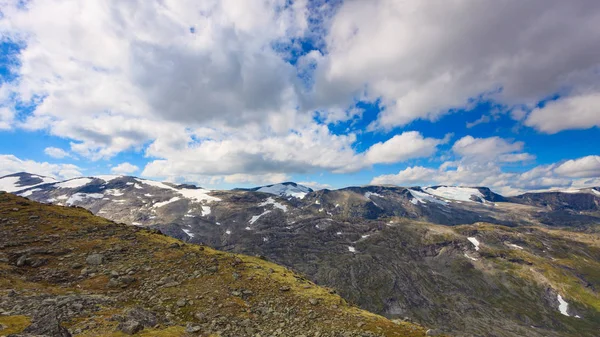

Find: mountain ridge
3;171;599;200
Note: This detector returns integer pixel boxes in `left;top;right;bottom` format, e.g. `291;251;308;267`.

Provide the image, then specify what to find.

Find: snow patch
0;177;25;192
348;246;356;253
132;222;142;226
134;183;143;189
505;242;524;250
557;294;570;317
152;196;181;208
468;237;481;251
258;197;288;212
105;189;124;196
249;210;271;224
364;191;383;199
424;186;484;202
408;189;447;205
464;253;478;261
256;183;311;199
201;206;211;216
225;230;231;235
55;178;93;189
182;228;195;238
66;193;104;205
135;178;220;202
94;175;123;182
0;175;56;192
19;188;41;197
245;227;252;230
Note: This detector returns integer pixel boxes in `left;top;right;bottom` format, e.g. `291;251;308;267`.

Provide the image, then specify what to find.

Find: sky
0;0;599;195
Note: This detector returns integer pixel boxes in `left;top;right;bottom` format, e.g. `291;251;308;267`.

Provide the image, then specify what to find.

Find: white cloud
310;1;600;130
365;131;445;164
466;115;491;129
1;0;599;184
371;166;437;186
44;147;71;159
111;162;139;175
298;181;333;190
370;136;597;195
525;93;600;133
554;156;600;178
452;136;534;163
0;106;14;130
0;0;311;158
0;154;82;180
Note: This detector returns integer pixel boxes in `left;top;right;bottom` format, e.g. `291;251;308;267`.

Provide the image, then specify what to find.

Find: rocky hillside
0;192;429;337
2;172;600;336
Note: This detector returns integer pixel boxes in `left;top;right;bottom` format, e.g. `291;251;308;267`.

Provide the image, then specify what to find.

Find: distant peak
254;182;313;199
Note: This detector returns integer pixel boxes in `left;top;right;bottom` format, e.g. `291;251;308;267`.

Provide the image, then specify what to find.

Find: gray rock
22;306;72;337
426;328;443;336
85;254;104;266
176;299;187;307
124;307;158;328
119;320;144;335
16;255;27;267
185;323;202;333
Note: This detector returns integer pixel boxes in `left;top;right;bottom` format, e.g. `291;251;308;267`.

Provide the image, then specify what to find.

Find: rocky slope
2;172;600;336
0;192;429;336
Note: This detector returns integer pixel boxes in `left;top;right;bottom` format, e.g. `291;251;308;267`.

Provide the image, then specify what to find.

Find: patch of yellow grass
0;315;31;335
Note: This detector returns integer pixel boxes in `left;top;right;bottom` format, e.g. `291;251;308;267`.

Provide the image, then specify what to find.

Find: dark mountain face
2;172;600;336
509;190;600;211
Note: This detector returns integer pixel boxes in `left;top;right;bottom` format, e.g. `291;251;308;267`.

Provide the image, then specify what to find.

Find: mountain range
2;172;600;336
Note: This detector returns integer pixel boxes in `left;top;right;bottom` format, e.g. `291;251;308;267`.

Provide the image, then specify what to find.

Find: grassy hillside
0;193;428;336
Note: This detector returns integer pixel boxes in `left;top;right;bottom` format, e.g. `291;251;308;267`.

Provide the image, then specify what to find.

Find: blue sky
0;1;599;195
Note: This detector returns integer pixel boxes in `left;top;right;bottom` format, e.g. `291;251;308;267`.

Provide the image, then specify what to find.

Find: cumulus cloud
370;136;596;195
1;0;599;184
311;0;600;131
365;131;446;164
525;93;600;133
0;154;82;180
452;136;534;163
298;181;334;191
44;147;71;159
111;162;139;175
141;127;445;183
0;0;312;158
554;156;600;178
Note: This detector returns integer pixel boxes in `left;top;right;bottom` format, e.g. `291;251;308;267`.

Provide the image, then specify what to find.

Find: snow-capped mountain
237;182;313;199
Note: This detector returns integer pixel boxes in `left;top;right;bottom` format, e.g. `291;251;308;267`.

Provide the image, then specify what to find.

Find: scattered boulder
426;328;443;336
119;320;144;335
185;323;202;333
124;307;158;328
22;306;72;337
85;254;104;266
